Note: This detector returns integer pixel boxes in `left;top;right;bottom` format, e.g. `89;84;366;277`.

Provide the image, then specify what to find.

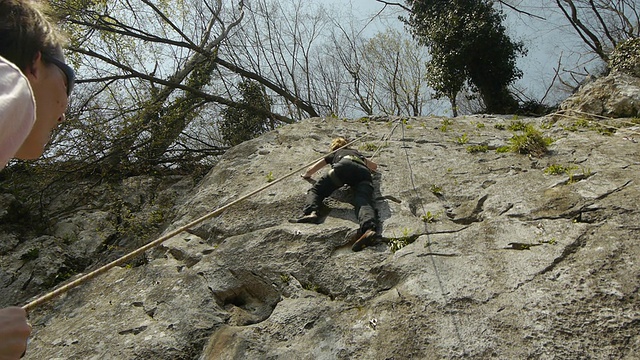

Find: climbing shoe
352;229;376;252
290;211;319;224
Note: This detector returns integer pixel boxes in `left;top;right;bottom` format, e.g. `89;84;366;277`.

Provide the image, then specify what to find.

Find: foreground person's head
0;0;74;159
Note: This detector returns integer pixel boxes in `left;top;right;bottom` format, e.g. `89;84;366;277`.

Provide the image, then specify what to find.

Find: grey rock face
8;115;640;359
561;39;640;118
0;175;196;309
560;73;640;118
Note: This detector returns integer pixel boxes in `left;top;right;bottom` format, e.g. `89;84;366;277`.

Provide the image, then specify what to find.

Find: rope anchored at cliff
22;134;371;312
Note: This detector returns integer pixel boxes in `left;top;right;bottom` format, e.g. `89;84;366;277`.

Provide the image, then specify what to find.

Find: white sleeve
0;56;36;169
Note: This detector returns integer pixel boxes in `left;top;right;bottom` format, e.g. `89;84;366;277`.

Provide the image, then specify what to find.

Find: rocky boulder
0;175;197;309
560;37;640;118
559;72;640;118
6;115;640;359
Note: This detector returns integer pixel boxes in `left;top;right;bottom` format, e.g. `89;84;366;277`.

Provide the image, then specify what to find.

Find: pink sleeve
0;56;36;169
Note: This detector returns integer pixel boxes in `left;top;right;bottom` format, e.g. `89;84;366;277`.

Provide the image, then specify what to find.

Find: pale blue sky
317;0;599;106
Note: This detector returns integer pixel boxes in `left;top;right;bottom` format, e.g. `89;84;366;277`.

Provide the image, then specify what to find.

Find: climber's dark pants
303;159;376;233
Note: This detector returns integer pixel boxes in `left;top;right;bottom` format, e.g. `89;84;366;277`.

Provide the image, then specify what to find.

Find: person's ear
24;51;43;80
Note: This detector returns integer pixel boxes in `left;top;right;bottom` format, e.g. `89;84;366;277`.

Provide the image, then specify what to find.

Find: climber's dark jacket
303;148;376;233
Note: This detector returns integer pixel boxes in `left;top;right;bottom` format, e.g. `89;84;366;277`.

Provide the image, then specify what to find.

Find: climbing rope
552;109;640;136
369;120;401;162
22;133;370;312
398;119;467;355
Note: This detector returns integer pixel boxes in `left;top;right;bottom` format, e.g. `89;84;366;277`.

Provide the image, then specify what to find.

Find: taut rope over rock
22;134;371;312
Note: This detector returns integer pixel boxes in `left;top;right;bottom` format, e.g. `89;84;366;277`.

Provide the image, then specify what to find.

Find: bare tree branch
139;0;199;48
556;0;608;61
70;46;295;124
496;1;546;20
374;0;411;13
541;54;563;104
588;0;615;46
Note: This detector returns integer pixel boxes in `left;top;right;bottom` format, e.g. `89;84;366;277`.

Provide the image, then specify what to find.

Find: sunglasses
42;54;75;97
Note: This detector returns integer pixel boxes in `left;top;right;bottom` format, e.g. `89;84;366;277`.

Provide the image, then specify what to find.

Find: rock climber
293;137;379;251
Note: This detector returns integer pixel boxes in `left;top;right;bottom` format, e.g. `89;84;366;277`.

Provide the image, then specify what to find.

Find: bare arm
365;158;378;172
0;307;31;359
302;159;327;179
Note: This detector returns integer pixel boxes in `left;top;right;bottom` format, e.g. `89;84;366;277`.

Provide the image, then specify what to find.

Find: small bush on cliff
545;164;591;183
508;120;532;132
544;164;575;175
422;210;442;223
388;229;421;253
439;119;452;132
509;127;553;157
20;248;39;261
455;133;469;144
266;171;275;182
359;143;379;152
467;145;488;153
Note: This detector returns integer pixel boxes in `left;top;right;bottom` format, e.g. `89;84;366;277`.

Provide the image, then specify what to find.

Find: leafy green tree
220;80;276;146
402;0;526;115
